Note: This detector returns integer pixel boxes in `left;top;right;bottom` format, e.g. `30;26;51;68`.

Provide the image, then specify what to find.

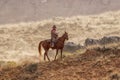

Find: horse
38;32;68;61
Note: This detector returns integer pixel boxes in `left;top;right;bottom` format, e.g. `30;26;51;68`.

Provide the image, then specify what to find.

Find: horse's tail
38;41;43;56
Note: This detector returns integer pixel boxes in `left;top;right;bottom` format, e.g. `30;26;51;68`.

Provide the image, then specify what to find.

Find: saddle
46;39;57;47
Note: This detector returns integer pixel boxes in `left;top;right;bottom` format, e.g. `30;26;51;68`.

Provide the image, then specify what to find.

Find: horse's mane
58;33;66;40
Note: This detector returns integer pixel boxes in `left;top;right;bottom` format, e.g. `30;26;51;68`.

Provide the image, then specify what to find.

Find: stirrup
51;44;54;47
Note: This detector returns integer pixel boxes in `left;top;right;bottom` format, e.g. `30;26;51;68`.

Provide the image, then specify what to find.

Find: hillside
0;1;120;79
0;48;120;80
0;0;120;24
0;11;120;64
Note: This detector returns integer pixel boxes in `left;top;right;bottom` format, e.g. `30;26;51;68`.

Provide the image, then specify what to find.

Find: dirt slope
0;48;120;80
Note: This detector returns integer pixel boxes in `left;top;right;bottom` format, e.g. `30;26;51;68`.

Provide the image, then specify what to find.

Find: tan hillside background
0;11;120;64
0;0;120;24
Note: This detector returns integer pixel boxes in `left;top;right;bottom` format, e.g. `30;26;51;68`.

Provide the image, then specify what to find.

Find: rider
51;25;58;47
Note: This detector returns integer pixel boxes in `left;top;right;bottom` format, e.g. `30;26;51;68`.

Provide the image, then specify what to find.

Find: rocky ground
0;48;120;80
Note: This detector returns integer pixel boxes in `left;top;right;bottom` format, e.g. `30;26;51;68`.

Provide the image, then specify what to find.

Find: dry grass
0;11;120;65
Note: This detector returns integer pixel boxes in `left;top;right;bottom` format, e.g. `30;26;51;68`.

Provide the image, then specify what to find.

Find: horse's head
63;31;69;40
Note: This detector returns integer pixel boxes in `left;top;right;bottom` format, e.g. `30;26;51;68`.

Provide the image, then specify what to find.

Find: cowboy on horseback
51;25;58;47
38;27;68;61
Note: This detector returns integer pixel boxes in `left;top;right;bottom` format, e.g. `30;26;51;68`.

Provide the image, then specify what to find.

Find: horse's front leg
44;52;46;61
54;49;58;60
61;49;63;59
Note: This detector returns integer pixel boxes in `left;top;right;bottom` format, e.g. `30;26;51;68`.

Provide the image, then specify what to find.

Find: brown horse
38;32;68;61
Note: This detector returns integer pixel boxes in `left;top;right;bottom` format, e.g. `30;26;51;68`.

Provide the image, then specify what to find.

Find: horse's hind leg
45;49;50;61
